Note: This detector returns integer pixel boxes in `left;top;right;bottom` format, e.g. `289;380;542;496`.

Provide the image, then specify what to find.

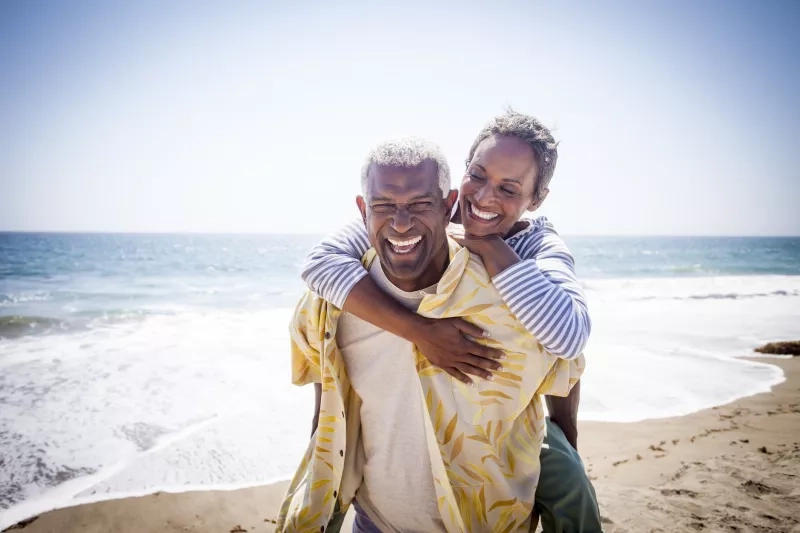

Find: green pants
329;418;603;533
535;418;603;533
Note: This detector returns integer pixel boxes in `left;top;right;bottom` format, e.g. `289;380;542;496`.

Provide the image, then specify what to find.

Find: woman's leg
534;418;604;533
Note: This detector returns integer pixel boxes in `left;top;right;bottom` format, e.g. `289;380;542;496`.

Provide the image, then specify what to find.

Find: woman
298;110;602;532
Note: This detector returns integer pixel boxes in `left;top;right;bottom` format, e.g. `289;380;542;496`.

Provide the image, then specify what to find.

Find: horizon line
2;230;799;239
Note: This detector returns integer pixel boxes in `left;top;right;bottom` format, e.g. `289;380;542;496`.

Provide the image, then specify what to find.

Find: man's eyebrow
370;191;437;203
409;192;438;201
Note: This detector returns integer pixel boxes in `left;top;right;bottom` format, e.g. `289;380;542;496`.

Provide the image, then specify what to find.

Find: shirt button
324;332;331;339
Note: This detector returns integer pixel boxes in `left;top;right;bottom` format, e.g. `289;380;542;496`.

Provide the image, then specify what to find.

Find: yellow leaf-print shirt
277;239;585;533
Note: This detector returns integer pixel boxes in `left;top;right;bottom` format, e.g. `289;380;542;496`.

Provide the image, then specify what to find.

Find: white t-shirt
337;260;446;533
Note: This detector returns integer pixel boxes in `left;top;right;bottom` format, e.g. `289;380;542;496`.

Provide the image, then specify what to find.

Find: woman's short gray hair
361;137;451;198
467;110;559;203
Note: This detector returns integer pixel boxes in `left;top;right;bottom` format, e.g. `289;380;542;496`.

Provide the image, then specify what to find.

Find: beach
3;0;799;528
5;356;797;533
2;234;799;531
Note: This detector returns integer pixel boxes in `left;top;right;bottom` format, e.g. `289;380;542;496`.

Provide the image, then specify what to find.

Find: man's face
357;160;457;289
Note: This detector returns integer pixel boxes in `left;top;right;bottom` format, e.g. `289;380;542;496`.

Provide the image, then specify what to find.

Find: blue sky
1;0;798;235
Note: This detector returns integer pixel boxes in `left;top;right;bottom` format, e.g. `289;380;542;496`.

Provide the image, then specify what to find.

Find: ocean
1;232;799;528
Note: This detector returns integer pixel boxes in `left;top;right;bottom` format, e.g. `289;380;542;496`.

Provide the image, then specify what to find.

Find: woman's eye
469;173;485;182
501;187;518;196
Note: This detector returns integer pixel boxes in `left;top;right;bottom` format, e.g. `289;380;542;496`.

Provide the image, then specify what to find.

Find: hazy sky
2;0;799;235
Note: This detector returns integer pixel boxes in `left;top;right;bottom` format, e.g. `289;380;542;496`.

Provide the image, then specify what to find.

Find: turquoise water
0;232;798;527
2;233;798;338
568;236;800;277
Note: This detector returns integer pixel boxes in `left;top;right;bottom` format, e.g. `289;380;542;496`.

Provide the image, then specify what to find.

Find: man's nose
391;208;413;233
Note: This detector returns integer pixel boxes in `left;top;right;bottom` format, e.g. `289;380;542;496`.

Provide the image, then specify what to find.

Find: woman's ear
528;188;549;212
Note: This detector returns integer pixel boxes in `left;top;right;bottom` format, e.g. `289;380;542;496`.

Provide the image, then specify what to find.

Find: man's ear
356;196;368;225
528;188;549;212
444;189;459;218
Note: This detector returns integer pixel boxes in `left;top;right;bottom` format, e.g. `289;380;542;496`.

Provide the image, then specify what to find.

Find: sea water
1;233;799;527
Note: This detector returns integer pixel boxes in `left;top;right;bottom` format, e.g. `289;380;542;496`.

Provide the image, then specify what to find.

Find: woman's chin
462;224;502;238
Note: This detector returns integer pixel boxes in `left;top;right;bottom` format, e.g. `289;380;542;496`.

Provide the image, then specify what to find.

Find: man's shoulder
459;252;504;299
292;289;338;331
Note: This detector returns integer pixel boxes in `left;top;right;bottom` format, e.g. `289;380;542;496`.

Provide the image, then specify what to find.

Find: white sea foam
1;276;799;529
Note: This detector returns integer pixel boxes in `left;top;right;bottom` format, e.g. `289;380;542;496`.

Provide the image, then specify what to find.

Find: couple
277;112;601;532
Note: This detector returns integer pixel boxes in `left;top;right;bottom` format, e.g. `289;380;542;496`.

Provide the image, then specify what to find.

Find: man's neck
385;242;450;293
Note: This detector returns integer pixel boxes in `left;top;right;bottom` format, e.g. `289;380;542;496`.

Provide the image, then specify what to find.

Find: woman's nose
474;184;493;205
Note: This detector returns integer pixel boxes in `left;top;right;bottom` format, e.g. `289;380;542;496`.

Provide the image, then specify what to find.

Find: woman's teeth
470;203;499;221
388;236;422;254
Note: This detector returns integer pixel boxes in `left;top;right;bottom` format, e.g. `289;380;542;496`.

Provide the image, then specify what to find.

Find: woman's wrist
393;309;429;343
471;236;521;278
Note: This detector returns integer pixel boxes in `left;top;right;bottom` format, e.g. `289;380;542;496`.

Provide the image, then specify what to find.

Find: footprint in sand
660;488;700;498
740;479;782;496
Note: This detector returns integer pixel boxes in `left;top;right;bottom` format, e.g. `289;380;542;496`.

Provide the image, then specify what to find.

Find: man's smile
386;235;423;254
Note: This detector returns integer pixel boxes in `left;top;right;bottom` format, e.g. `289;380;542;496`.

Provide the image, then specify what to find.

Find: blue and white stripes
300;216;590;360
301;220;372;308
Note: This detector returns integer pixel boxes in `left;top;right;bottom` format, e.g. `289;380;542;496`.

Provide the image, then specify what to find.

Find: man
278;138;592;532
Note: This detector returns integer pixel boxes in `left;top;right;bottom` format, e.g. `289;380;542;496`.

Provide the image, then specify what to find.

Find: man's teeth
471;204;499;220
388;236;422;253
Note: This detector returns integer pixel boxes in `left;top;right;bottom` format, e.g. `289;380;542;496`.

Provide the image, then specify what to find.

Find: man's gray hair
360;137;451;198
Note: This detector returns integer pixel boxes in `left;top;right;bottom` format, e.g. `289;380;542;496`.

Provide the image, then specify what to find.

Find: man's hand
409;316;505;384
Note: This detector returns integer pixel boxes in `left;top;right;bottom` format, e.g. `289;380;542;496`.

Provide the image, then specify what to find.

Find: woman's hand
448;226;521;278
409;316;505;384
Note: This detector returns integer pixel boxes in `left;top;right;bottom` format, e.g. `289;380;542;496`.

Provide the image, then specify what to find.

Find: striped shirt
300;216;590;360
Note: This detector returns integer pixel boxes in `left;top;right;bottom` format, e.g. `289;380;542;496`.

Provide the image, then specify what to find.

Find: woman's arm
453;219;590;360
546;381;580;450
452;218;588;445
300;221;505;383
301;220;373;308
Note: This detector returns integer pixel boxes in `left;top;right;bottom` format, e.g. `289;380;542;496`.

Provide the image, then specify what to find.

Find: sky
1;0;799;236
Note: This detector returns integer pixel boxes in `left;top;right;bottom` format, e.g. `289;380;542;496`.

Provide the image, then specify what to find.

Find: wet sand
5;358;799;533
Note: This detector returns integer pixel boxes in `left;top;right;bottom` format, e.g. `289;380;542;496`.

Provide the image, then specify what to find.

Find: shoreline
3;357;799;533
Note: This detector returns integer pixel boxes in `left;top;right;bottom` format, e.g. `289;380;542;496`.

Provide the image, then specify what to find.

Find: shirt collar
360;237;468;300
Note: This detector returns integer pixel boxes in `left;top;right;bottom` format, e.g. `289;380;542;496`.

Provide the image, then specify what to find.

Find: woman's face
459;134;543;238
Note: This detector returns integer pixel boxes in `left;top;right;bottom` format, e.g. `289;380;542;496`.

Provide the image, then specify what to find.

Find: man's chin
382;266;426;286
379;254;427;282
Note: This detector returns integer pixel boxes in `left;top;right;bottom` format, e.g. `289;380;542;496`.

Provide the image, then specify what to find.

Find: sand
4;357;799;533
